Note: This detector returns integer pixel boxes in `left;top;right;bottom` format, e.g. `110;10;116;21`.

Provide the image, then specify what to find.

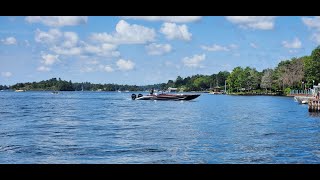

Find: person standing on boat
150;88;154;95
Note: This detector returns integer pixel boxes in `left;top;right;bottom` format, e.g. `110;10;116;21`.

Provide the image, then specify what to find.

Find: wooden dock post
308;99;320;112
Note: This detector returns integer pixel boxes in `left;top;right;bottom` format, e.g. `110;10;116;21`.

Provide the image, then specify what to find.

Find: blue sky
1;16;320;85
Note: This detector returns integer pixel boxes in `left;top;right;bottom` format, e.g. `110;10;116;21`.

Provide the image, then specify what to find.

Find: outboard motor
138;94;143;98
131;94;137;100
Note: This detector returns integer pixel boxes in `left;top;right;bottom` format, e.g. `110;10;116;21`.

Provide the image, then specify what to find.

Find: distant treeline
226;46;320;95
3;78;157;92
1;46;320;94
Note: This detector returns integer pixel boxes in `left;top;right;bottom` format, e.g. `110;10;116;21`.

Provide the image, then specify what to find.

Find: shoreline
1;89;296;97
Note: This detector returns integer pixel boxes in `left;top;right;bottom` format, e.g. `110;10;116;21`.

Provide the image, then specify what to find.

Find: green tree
304;46;320;87
261;69;273;93
227;67;244;92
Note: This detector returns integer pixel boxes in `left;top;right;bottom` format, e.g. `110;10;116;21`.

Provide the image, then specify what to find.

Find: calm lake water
0;91;320;164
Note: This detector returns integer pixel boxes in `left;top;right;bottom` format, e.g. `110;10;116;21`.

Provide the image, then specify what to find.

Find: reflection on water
0;91;319;163
309;112;320;117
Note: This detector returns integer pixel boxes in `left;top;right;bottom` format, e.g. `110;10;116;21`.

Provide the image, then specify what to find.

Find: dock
308;99;320;112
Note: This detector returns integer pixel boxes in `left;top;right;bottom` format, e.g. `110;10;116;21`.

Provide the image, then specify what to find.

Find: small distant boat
294;96;314;104
125;90;129;92
51;91;59;94
131;93;200;101
15;89;25;92
209;91;224;95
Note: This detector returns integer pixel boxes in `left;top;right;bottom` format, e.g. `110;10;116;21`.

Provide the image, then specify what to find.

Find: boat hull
294;96;315;104
134;94;200;101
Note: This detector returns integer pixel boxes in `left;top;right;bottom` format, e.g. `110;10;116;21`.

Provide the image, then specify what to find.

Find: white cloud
182;54;206;68
225;16;276;30
35;29;62;44
145;43;172;55
80;59;102;73
201;44;229;51
229;44;238;49
83;43;120;57
25;16;88;27
86;60;99;65
282;37;302;49
51;46;82;56
1;37;17;45
116;59;135;71
302;16;320;30
302;16;320;44
311;33;320;44
1;72;12;77
201;44;237;52
250;42;258;48
90;20;156;44
41;54;59;65
289;49;298;53
122;16;201;23
37;66;50;72
35;29;120;57
38;53;59;72
160;22;192;41
62;32;79;48
35;29;79;48
99;65;114;72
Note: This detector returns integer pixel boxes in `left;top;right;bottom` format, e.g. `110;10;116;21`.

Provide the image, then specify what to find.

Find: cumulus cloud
122;16;201;23
1;72;12;77
51;46;82;56
41;54;59;65
145;43;172;55
35;29;120;57
160;23;192;41
225;16;276;30
37;66;50;72
85;60;99;65
35;28;62;44
62;32;79;48
116;59;135;71
182;54;206;68
100;65;114;72
90;20;156;44
302;16;320;44
201;44;238;52
83;43;120;57
302;16;320;30
25;16;88;27
37;53;59;72
36;29;79;49
1;37;17;45
201;44;229;51
282;37;302;49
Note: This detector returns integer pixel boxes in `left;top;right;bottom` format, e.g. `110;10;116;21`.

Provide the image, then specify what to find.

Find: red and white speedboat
131;93;200;101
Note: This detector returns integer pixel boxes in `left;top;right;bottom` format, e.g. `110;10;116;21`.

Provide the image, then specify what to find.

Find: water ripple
0;92;319;163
